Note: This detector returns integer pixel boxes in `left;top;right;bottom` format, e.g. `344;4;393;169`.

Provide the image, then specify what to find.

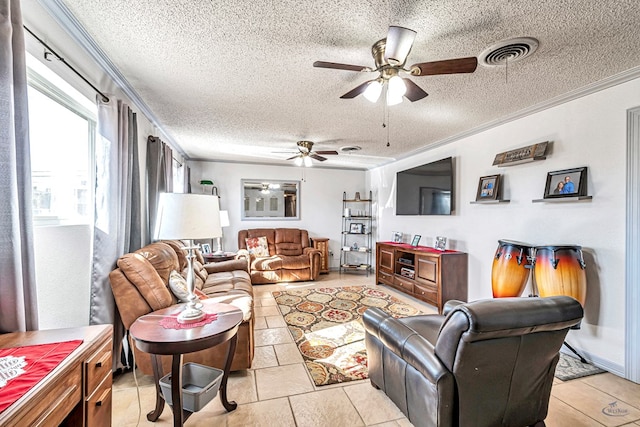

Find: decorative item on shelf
355;191;361;200
435;236;447;251
199;179;219;196
411;235;421;246
493;141;549;166
351;242;359;251
392;231;403;243
155;193;222;323
475;174;501;201
543;167;588;199
344;207;351;217
349;223;364;234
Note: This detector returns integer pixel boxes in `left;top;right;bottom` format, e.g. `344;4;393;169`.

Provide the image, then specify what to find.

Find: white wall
369;77;640;375
189;162;367;270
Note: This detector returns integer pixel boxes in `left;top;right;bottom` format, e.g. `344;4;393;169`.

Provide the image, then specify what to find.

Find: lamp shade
384;26;416;65
155;193;222;240
219;210;230;227
363;80;383;102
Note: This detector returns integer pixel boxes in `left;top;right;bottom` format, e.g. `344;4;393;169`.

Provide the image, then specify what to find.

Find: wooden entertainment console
376;242;468;313
0;324;113;427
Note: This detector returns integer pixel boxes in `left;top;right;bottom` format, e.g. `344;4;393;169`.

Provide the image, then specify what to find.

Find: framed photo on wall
475;174;500;201
544;167;588;198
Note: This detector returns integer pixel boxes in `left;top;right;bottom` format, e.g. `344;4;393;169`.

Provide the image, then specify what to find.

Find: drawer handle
95;352;110;368
34;384;78;426
95;388;111;406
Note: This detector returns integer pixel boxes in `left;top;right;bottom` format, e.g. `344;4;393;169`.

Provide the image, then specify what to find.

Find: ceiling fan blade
402;78;429;102
313;61;371;72
384;26;417;65
411;56;478;76
286;155;300;161
340;80;375;99
310;154;327;161
315;150;339;155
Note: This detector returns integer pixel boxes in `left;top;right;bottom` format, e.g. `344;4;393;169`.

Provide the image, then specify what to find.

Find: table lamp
155;193;222;323
213;210;230;255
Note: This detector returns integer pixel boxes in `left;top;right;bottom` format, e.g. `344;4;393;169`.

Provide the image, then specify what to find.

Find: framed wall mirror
241;179;300;220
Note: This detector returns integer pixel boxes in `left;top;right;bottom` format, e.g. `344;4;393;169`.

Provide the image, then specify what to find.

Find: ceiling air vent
340;146;362;153
479;37;539;67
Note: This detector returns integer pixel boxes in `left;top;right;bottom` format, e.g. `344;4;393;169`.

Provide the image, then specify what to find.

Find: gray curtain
0;0;38;333
91;98;142;370
146;135;173;243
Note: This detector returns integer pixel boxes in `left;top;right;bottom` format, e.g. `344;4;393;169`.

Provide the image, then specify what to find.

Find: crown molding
37;0;187;159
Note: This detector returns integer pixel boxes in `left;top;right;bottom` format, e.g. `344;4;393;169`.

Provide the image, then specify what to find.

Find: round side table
130;300;243;426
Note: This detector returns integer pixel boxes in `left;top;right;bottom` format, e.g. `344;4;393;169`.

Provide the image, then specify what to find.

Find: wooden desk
0;324;113;427
129;300;243;426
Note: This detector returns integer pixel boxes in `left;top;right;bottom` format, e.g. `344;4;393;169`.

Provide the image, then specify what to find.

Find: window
26;54;97;225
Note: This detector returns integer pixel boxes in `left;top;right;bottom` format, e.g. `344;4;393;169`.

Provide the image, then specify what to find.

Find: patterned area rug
273;286;422;386
555;352;606;381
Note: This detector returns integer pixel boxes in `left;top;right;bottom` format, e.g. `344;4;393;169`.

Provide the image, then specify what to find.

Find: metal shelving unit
340;191;373;276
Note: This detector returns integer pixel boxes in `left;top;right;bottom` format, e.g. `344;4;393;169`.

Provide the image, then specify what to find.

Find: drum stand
525;257;587;364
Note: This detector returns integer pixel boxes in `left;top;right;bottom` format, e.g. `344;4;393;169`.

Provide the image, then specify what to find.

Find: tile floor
112;272;640;426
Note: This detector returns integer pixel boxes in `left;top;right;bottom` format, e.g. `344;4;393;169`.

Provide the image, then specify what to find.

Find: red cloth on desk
0;340;83;414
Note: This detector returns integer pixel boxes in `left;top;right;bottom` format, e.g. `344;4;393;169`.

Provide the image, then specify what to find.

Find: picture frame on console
435;236;447;251
543;167;587;198
201;243;212;254
411;235;421;246
475;174;500;201
392;231;403;243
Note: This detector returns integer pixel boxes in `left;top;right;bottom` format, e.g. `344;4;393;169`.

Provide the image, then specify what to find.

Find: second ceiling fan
286;140;338;166
314;26;478;105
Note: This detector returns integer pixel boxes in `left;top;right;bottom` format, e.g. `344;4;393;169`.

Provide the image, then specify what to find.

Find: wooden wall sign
493;141;549;166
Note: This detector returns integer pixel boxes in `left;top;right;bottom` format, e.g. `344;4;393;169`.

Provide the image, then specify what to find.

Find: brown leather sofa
363;296;583;427
237;228;322;284
109;240;254;375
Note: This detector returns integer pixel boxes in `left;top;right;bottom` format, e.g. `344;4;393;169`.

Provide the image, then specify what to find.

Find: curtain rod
23;25;110;103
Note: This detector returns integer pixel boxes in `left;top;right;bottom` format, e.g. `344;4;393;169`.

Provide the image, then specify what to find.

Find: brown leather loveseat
109;240;254;374
237;228;322;284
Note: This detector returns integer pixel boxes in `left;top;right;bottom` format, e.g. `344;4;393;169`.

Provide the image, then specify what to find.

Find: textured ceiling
57;0;640;169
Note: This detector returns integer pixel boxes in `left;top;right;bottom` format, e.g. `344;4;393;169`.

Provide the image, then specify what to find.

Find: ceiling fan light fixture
303;156;313;167
387;76;407;100
387;92;403;106
363;80;383;102
294;156;303;166
384;26;416;65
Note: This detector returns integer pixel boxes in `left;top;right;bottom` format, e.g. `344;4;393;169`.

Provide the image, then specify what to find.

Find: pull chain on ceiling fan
313;25;478;105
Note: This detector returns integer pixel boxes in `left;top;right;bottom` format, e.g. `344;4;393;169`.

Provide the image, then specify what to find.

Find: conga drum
533;245;587;306
491;240;533;298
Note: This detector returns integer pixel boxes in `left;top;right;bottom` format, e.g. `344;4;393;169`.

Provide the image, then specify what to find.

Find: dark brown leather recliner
363;296;584;427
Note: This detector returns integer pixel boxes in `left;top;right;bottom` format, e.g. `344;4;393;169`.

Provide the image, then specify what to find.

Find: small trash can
159;362;223;412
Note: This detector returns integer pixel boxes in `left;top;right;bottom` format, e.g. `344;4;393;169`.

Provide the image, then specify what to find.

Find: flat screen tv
396;157;454;215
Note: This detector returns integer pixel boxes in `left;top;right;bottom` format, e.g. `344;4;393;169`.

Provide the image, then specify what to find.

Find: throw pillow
168;270;190;302
245;236;269;257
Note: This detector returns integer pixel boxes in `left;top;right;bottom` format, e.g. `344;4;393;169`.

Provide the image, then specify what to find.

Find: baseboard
560;346;625;378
